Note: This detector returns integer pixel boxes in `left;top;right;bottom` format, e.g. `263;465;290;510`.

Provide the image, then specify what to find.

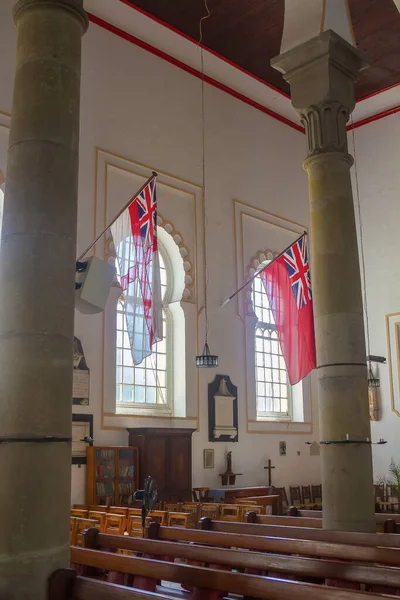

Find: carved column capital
14;0;88;31
300;101;353;162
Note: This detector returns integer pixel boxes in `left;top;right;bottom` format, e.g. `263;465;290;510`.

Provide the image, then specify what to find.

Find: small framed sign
72;414;93;465
203;448;215;469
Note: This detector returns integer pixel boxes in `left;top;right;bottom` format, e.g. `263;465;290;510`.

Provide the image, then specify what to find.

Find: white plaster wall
349;113;400;482
0;1;321;504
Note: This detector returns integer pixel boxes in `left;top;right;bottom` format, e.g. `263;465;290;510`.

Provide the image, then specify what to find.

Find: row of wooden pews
63;516;400;599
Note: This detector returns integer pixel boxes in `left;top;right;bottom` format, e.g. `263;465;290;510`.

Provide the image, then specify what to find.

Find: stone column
272;30;375;532
0;1;88;598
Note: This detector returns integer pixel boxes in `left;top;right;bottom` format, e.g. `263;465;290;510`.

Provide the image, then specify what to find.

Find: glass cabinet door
118;447;137;505
95;448;116;505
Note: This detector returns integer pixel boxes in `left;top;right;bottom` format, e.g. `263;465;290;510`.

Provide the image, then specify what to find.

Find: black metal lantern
196;342;218;368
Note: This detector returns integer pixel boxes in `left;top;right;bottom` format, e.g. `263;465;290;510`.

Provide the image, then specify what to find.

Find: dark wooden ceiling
128;0;400;99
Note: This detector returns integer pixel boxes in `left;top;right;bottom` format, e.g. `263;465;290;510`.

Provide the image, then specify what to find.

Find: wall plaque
73;336;90;406
208;375;238;443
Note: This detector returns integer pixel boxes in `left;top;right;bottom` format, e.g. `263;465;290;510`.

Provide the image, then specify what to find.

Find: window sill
247;419;312;434
257;413;292;422
116;404;172;417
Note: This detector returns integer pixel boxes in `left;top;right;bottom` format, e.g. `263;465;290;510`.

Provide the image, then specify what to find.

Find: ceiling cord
351;115;371;359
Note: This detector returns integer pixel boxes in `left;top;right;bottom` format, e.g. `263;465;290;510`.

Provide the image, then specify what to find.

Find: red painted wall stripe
87;13;304;133
87;12;400;135
118;0;290;100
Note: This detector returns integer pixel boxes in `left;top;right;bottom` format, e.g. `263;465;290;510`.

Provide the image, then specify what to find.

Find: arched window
115;241;172;413
252;264;291;420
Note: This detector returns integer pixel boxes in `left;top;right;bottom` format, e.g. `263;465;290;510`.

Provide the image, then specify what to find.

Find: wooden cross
264;459;275;486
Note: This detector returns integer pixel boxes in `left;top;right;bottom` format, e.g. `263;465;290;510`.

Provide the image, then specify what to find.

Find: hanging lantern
196;342;218;368
368;363;380;421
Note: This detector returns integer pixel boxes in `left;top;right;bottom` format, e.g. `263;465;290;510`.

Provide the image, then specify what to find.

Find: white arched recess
103;222;197;429
233;201;313;435
245;249;312;433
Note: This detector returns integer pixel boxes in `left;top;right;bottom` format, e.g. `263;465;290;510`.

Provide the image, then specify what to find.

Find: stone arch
245;248;279;317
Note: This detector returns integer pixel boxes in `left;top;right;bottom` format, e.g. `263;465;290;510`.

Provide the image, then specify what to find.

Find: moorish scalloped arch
104;214;195;303
245;248;279;317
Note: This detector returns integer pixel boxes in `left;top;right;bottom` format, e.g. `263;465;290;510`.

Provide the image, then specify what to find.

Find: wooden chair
192;487;210;502
104;513;125;535
220;504;241;521
109;506;129;529
74;518;98;546
165;502;181;512
70;509;88;518
88;510;107;532
181;502;200;528
234;499;258;505
128;508;142;518
70;517;78;545
147;510;168;525
311;484;322;505
89;504;109;513
301;485;313;506
167;512;190;528
290;486;302;506
72;504;88;510
199;503;220;520
238;504;263;521
272;486;288;514
127;514;146;537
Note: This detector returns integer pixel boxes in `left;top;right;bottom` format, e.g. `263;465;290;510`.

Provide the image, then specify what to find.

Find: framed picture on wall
72;414;93;465
203;448;215;469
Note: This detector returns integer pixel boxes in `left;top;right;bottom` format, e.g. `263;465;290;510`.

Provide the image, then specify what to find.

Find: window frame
115;238;174;417
252;262;293;422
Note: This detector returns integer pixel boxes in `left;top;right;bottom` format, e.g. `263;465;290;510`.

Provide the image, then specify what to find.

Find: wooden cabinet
86;446;139;506
127;428;194;502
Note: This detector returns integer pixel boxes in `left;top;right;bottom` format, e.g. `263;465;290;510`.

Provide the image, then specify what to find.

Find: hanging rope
199;0;211;343
350;115;371;358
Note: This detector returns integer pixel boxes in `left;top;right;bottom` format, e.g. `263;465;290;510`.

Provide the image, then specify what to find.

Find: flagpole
221;230;307;308
77;171;158;261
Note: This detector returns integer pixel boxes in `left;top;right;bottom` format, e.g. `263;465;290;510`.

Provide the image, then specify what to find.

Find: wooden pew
205;516;400;548
235;494;280;514
146;522;400;566
287;507;400;532
80;527;400;590
238;513;400;548
70;545;391;600
48;568;173;600
244;513;323;528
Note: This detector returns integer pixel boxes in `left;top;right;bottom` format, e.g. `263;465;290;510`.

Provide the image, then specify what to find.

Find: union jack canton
283;236;312;310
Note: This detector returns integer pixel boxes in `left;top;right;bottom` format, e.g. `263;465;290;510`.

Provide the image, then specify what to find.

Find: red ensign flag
261;234;316;385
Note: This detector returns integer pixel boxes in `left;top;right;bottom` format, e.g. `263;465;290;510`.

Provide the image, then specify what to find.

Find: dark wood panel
127;428;195;501
167;436;191;492
126;0;400;100
146;438;167;490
